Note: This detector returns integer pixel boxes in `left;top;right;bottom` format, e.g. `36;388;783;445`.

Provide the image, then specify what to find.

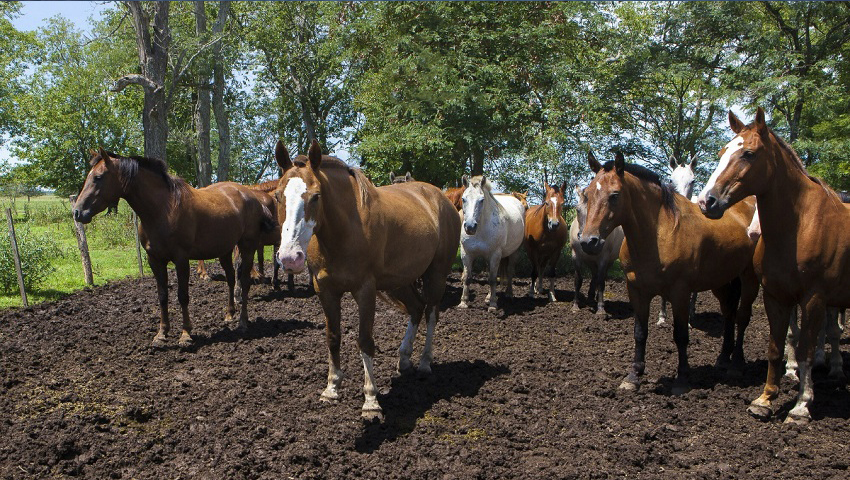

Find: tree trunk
212;1;231;182
471;146;485;176
194;2;212;187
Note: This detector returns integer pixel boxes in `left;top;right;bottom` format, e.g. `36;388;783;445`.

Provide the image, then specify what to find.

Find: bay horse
658;156;699;325
459;175;526;311
196;178;295;291
699;107;850;422
569;167;625;315
274;140;460;419
524;181;568;302
580;151;759;393
444;186;465;211
73;148;275;347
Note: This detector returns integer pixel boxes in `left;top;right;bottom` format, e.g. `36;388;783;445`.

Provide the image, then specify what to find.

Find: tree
0;2;36;143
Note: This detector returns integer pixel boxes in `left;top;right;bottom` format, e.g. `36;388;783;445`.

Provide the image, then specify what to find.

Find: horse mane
293;154;373;206
95;152;190;205
767;128;842;202
601;160;679;222
247;178;280;194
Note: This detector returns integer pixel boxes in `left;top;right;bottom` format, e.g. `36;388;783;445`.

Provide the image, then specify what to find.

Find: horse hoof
458;302;469;309
785;411;811;425
417;363;432;375
656;319;667;327
178;337;194;349
595;309;607;317
320;390;340;403
549;295;557;303
618;379;639;392
784;371;799;382
151;336;167;348
571;304;580;313
397;358;413;374
747;403;773;421
361;408;384;422
234;322;248;334
487;305;498;313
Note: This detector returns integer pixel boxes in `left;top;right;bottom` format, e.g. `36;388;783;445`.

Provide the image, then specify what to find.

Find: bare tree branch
110;74;161;93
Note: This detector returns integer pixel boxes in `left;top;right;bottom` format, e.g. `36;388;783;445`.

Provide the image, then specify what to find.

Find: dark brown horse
699;108;850;423
73;148;275;347
524;181;568;302
389;171;414;184
274;140;461;419
580;151;759;394
196;178;295;291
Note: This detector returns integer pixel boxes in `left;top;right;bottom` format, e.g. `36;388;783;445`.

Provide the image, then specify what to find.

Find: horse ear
689;154;698;170
308;139;322;170
573;185;584;204
462;175;469;187
669;156;678;170
405;172;412;181
560;181;567;194
97;147;116;172
389;172;396;183
588;151;601;173
729;110;745;134
754;107;768;136
614;151;625;176
275;140;292;172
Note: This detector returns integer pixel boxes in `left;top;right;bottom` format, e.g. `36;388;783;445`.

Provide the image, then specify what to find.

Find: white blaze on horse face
700;135;743;201
461;185;484;234
277;177;315;273
671;165;695;199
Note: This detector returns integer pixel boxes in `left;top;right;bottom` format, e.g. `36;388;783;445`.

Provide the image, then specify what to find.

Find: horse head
390;171;414;184
543;181;567;230
699;108;772;219
275;139;324;274
461;175;490;236
669;155;697;199
580;150;628;255
73;148;125;224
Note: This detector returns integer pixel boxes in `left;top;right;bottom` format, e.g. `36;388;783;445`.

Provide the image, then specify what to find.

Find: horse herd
71;108;847;424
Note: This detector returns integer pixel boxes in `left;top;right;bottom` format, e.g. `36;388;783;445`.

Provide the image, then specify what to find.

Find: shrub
0;223;64;293
86;210;137;248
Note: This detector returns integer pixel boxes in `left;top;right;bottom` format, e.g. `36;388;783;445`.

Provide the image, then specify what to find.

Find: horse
196;178;295;291
569;168;625;315
458;175;526;311
524;181;568;302
73;148;275;347
579;151;759;394
274;140;460;419
699;108;850;422
444;186;465;211
390;171;413;184
658;155;699;325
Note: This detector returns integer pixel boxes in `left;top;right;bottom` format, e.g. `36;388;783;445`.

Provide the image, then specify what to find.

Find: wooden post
68;195;94;286
5;208;28;307
133;212;144;277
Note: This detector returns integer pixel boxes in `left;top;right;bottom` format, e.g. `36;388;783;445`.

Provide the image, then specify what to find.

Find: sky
12;1;109;33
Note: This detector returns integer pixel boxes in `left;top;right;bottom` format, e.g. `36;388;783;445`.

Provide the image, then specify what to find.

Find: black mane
600;160;679;220
96;152;189;201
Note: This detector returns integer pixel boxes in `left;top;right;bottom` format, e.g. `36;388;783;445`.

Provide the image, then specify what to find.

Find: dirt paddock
1;266;848;479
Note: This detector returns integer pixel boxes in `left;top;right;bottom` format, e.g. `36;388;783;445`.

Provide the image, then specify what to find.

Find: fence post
68;195;94;286
133;212;144;277
5;208;28;307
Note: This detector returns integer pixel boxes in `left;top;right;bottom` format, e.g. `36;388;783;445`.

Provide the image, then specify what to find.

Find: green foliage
0;222;63;293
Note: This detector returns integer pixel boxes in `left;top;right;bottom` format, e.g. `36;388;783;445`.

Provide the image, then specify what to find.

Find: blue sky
12;1;109;33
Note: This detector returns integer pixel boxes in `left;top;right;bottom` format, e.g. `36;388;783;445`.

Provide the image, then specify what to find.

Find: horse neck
313;169;370;252
618;176;667;254
123;168;187;229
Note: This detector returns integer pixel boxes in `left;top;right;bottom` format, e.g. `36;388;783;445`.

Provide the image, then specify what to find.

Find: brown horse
524;181;568;302
73;148;275;347
274;140;461;419
444;186;465;211
699;107;850;423
580;151;759;393
389;171;414;184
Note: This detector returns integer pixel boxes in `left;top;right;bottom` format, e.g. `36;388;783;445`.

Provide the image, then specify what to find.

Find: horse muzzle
580;235;604;255
698;193;726;220
277;250;306;274
464;222;478;236
72;208;93;224
548;220;560;230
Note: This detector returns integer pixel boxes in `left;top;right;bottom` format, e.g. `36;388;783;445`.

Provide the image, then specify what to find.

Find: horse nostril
705;195;717;210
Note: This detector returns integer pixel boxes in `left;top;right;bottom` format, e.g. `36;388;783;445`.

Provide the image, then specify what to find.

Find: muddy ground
1;265;848;479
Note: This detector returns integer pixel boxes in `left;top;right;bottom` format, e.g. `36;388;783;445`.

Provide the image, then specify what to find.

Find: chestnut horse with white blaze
699;107;850;423
274;140;461;420
524;181;568;302
580;151;759;394
73;149;275;347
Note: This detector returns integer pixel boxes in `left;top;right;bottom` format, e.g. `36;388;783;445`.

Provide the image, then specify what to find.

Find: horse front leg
235;245;255;332
594;262;609;316
547;256;558;303
353;280;382;420
174;258;194;348
826;308;846;383
711;279;740;372
730;269;759;377
670;292;693;395
485;252;501;312
784;306;800;381
505;249;519;298
786;294;826;424
318;289;344;403
571;257;583;312
458;250;473;308
747;292;793;421
219;254;236;322
149;257;170;347
197;259;210;281
419;305;439;374
620;283;651;391
657;298;669;326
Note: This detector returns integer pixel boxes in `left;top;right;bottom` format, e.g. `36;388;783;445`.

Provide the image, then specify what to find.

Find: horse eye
94;174;103;181
609;192;620;203
742;150;754;158
310;193;320;203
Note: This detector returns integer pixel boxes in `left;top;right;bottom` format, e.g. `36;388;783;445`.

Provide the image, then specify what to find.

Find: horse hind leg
174;259;194;348
219;254;237;322
235;245;255;332
458;250;473;308
352;280;382;420
711;278;741;373
594;262;609;316
825;307;846;383
784;306;801;381
386;285;426;374
485;253;501;311
657;298;669;326
546;257;558;303
505;249;520;299
786;295;826;424
572;258;583;312
149;258;170;347
197;259;210;281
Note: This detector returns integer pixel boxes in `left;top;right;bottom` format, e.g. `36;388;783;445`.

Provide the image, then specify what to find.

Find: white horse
658;155;699;325
459;175;526;311
569;181;625;315
747;205;847;382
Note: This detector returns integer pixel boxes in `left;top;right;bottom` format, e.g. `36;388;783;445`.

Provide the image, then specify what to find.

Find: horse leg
572;258;583;312
353;280;382;420
419;305;439;374
786;294;826;424
149;258;170;347
657;298;668;326
219;254;237;322
505;250;519;298
528;248;538;297
814;316;827;369
485;252;501;312
459;250;473;308
318;289;344;403
255;247;265;283
389;286;425;374
547;257;557;303
235;246;255;332
711;278;741;372
197;259;210;281
748;293;793;421
594;262;608;316
688;292;697;325
174;259;194;348
784;306;800;381
670;291;693;395
620;283;651;391
825;307;846;383
272;241;282;290
730;268;758;377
